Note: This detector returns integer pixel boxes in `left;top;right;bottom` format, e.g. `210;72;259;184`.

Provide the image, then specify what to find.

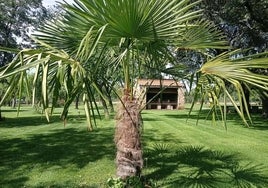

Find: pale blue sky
43;0;74;7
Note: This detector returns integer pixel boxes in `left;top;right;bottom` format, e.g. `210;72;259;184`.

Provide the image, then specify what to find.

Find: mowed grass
0;105;268;187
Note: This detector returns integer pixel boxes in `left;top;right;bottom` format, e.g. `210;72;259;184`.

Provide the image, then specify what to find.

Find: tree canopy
201;0;268;50
0;0;48;66
200;0;268;115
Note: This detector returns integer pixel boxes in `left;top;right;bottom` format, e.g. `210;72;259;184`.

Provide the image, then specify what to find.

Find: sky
43;0;74;7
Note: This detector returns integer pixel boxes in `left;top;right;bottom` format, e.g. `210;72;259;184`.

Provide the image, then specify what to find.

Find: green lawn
0;105;268;187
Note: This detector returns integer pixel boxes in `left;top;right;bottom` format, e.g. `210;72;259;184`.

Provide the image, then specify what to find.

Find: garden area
1;105;268;187
1;0;268;187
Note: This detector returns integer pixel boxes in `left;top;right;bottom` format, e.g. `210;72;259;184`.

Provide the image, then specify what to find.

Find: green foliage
107;177;124;188
189;49;268;127
0;0;48;66
0;0;232;126
107;176;157;188
0;0;267;127
199;0;268;116
0;0;268;184
201;0;268;50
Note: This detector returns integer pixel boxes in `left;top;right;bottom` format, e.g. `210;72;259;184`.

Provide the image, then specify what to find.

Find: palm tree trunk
115;90;143;179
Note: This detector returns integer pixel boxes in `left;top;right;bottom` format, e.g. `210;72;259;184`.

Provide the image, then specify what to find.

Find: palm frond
0;43;103;128
175;20;229;50
191;50;268;127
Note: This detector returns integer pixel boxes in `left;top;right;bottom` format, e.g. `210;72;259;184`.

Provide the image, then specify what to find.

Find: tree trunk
0;108;2;121
262;96;268;118
114;91;143;179
108;93;114;113
100;95;110;119
11;97;16;108
75;95;79;109
104;85;114;113
0;97;2;121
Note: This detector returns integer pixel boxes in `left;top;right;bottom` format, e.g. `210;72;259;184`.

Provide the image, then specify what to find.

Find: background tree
0;0;49;66
201;0;268;50
0;0;50;116
200;0;268;115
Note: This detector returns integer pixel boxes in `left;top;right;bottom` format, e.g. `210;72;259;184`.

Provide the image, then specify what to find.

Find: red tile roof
137;79;184;87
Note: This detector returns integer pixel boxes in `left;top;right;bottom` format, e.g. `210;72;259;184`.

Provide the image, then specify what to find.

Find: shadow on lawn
163;108;268;131
144;145;268;187
0;113;88;127
0;116;56;127
0;126;115;187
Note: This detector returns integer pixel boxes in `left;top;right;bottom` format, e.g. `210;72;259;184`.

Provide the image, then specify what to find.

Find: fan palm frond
190;50;268;127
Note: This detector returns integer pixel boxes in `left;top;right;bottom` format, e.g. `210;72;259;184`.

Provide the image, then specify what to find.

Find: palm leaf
175;20;229;50
191;50;268;127
32;63;41;106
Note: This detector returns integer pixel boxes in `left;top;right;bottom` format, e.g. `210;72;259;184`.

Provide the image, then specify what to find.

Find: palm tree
1;0;268;180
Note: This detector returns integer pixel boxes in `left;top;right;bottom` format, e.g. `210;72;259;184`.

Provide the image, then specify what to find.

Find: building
135;79;185;110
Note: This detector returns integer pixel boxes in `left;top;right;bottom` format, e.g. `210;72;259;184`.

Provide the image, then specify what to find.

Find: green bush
106;176;157;188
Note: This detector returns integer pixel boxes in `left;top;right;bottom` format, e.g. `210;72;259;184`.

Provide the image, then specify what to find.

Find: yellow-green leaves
201;50;268;89
195;50;268;127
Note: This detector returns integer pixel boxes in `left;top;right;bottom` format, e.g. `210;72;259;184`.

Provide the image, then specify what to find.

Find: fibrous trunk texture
115;92;143;179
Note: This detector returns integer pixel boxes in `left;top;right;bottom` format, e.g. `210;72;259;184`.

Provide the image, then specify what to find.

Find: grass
0;105;268;187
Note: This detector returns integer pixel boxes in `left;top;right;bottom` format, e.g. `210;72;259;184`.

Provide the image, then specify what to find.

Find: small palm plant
1;0;268;180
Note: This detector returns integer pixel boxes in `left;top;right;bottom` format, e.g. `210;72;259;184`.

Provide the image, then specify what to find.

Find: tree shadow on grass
0;127;115;187
0;116;55;127
0;113;88;127
162;108;220;121
144;145;268;187
248;115;268;130
163;108;268;131
1;108;28;112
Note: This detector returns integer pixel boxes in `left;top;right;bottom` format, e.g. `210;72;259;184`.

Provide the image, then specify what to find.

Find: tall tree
0;0;49;116
201;0;268;114
199;0;268;55
0;0;48;66
1;0;268;182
